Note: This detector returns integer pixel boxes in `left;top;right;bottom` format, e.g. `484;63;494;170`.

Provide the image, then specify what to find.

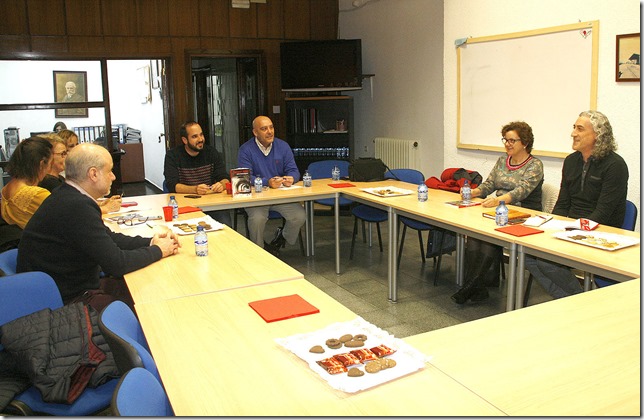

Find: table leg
506;243;517;311
388;207;398;302
456;234;465;286
514;245;525;309
335;193;341;275
304;201;314;257
584;272;592;291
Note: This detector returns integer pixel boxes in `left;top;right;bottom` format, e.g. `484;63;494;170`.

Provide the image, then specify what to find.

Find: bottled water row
292;147;349;158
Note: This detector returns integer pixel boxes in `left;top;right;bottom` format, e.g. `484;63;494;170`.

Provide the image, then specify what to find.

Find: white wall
339;0;640;231
338;0;444;179
444;0;640;230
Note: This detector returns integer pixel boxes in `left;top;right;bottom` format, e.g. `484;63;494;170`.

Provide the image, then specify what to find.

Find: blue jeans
524;256;583;299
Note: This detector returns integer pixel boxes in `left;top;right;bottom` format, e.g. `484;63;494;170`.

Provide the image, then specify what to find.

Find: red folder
495;225;544;237
248;294;319;323
328;183;356;188
178;206;202;214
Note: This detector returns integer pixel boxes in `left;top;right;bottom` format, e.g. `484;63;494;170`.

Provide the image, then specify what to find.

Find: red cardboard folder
328;182;356;188
495;225;544;237
248;294;320;323
178;206;202;214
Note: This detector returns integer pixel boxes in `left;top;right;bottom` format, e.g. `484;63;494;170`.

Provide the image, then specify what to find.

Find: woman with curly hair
525;110;629;299
451;121;544;305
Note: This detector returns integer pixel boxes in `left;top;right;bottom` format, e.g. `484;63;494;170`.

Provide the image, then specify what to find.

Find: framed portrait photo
53;70;88;117
615;33;640;82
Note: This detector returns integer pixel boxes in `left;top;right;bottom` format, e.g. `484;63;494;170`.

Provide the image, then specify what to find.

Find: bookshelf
285;96;354;174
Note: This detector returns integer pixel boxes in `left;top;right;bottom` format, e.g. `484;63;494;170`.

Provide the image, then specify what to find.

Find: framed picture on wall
53;70;88;117
615;33;640;82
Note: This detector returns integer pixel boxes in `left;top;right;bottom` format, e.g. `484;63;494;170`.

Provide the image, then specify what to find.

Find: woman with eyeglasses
451;121;544;305
1;137;53;229
37;133;68;193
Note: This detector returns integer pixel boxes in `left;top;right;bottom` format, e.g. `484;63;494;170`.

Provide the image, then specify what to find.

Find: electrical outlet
363;145;368;153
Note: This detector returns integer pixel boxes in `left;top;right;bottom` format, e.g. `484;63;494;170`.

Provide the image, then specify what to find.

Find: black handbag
348;158;388;182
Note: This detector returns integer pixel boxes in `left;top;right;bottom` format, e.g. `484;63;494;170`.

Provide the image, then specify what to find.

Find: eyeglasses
117;216;149;226
501;137;521;145
53;151;68;157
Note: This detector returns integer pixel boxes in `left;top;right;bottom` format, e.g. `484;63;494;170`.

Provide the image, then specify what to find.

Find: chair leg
416;230;426;264
350;217;358;260
361;220;367;243
397;225;408;269
523;273;534;307
376;222;383;252
298;230;305;256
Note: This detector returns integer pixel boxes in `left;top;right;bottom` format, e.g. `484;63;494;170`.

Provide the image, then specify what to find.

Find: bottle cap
196;225;204;231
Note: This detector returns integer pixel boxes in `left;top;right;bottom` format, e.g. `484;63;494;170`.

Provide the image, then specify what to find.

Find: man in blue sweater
238;116;305;256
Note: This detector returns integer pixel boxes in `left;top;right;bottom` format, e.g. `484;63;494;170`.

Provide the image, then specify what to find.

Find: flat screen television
280;39;362;92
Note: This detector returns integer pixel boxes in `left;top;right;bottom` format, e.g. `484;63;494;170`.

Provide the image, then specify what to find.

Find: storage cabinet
285;96;354;174
120;142;145;183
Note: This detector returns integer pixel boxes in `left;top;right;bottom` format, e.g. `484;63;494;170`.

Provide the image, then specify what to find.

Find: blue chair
111;368;173;416
98;301;161;382
348;169;416;259
307;160;354;209
0;248;18;275
162;180;169;193
594;200;638;288
0;272;117;416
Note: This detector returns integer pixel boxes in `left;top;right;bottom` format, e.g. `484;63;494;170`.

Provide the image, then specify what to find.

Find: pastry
339;334;353;343
325;338;342;349
347;367;364;377
309;345;325;354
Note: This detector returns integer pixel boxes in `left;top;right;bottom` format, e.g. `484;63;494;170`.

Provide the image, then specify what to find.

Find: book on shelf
445;200;482;208
229;168;251;197
482;209;531;220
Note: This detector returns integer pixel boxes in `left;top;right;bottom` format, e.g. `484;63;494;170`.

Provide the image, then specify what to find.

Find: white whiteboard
457;21;598;158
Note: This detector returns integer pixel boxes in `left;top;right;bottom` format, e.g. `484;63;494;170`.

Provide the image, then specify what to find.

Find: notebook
248;294;320;323
483;209;531;220
494;225;544;237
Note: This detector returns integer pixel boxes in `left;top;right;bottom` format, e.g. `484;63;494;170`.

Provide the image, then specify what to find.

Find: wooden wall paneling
65;0;102;36
31;36;68;52
198;37;231;50
283;0;310;40
171;37;201;135
309;0;338;40
257;0;284;39
27;0;66;36
198;0;230;38
229;5;257;39
68;36;106;53
137;0;170;36
168;0;200;37
0;0;28;35
259;39;286;136
138;36;174;54
102;0;138;37
0;36;30;53
104;36;140;54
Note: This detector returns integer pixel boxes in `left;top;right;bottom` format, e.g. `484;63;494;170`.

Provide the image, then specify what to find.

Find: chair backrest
622;200;638;231
112;368;173;416
385;168;424;184
98;301;161;381
0;248;18;275
0;271;63;327
541;183;559;214
162;180;169;193
306;160;350;179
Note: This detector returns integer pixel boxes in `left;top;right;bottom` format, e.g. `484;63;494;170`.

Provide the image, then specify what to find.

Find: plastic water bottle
461;180;471;203
254;175;263;193
168;195;179;220
331;165;340;181
194;225;208;257
418;183;428;202
303;170;312;187
495;200;509;226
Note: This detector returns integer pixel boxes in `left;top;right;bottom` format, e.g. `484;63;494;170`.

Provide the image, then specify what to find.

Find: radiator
374;137;420;170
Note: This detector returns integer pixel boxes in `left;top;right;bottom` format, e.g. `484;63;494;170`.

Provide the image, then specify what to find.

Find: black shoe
451;287;474;305
469;287;489;302
264;241;280;257
270;227;286;249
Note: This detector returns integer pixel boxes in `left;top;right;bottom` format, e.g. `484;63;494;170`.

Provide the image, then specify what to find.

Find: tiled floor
123;182;554;338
